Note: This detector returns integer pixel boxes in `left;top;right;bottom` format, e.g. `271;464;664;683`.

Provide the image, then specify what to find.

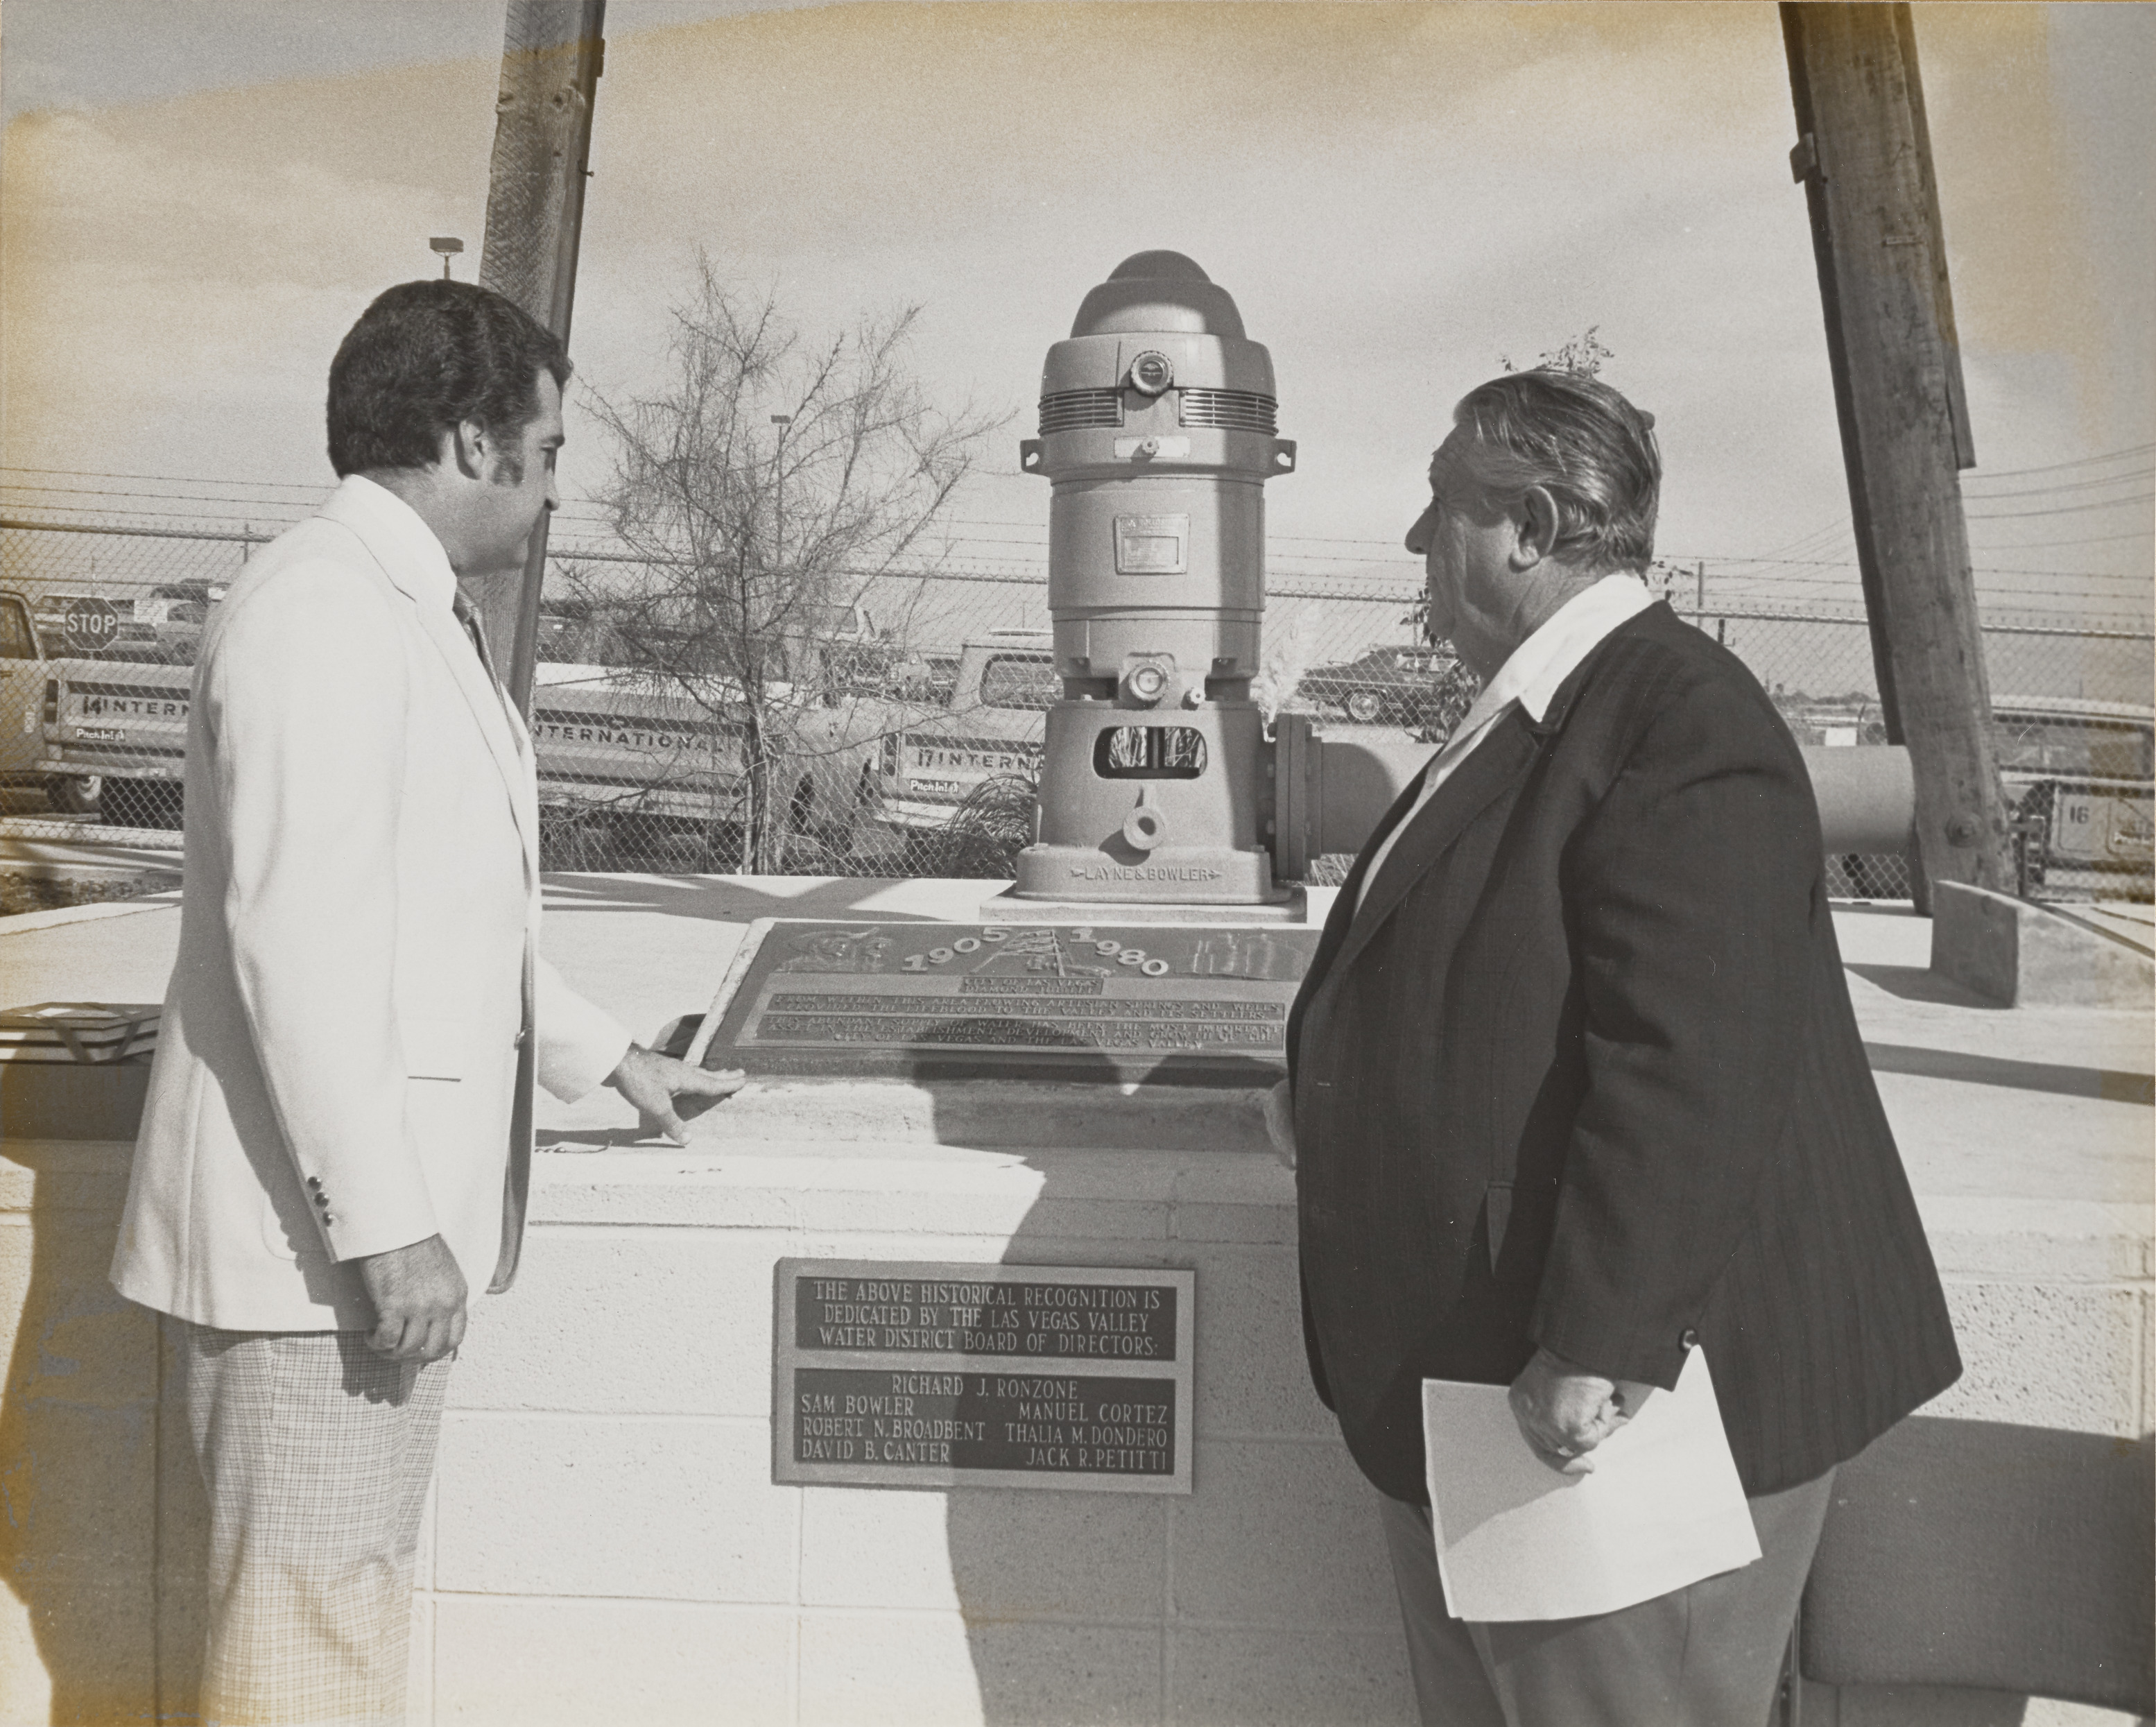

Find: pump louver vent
1037;390;1123;434
1178;388;1277;434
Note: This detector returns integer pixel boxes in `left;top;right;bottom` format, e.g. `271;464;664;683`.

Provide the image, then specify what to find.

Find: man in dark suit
1286;369;1960;1725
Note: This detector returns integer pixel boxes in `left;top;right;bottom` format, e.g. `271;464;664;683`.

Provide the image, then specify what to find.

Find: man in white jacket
111;280;741;1726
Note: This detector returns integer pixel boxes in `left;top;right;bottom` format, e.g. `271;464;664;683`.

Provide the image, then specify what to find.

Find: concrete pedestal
1931;879;2156;1008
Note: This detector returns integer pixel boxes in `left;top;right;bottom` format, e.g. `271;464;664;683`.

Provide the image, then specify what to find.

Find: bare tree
571;255;1005;871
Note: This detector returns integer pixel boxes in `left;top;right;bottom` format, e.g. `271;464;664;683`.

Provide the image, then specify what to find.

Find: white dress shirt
1355;574;1657;911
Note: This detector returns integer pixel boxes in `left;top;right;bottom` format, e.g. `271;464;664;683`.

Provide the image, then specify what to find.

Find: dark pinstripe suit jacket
1288;603;1961;1502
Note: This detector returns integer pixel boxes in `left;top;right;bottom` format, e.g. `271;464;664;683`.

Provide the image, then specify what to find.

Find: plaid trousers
180;1324;451;1727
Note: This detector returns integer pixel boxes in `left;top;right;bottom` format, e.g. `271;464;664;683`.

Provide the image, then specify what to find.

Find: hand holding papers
1506;1347;1646;1474
1422;1347;1759;1622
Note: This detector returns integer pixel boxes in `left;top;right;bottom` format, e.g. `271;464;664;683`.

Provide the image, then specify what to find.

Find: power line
1968;528;2155;549
1974;565;2156;580
1961;468;2153;501
0;482;319;510
1965;493;2155;521
1960;441;2156;482
0;464;333;492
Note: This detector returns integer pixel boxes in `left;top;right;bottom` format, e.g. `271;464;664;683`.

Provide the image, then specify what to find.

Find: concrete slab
3;880;2146;1209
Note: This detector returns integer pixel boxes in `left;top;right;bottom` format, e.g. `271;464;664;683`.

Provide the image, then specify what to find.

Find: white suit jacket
111;476;630;1331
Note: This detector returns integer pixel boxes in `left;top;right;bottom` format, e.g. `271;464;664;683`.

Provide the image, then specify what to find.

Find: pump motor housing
1012;250;1298;904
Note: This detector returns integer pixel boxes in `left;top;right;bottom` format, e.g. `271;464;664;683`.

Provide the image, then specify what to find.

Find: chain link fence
3;519;2148;904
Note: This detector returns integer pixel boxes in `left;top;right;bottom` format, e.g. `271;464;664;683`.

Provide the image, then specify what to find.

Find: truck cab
872;630;1055;834
1993;696;2155;882
0;585;193;824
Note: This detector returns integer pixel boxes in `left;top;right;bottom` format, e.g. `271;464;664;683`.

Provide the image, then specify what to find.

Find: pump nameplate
1113;513;1189;574
701;920;1319;1083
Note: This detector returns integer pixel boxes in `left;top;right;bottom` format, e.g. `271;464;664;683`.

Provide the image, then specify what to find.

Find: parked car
1295;642;1478;732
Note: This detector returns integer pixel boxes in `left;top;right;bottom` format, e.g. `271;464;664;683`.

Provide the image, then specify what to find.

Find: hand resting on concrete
607;1044;748;1144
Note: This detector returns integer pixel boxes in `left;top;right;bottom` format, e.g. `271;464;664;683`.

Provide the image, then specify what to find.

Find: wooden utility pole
1782;3;2012;900
477;0;605;713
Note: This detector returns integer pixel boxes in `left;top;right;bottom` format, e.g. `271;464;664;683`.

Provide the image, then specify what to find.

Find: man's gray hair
1451;370;1662;574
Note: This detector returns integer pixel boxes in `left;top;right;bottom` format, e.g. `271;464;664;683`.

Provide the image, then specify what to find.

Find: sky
2;0;2151;626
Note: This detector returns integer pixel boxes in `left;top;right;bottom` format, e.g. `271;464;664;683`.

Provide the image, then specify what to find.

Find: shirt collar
1455;572;1657;733
318;474;461;612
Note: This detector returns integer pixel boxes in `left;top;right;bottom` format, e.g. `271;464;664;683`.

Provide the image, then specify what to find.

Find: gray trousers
181;1323;451;1727
1377;1469;1834;1727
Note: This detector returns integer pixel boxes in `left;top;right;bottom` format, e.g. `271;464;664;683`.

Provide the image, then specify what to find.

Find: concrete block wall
1920;1198;2154;1438
1;1135;2149;1726
418;1144;1417;1727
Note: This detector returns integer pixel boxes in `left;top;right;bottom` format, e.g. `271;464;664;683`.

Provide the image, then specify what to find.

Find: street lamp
429;237;464;280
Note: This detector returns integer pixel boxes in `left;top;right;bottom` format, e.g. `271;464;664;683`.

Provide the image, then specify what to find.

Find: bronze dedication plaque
699;920;1318;1084
773;1260;1195;1493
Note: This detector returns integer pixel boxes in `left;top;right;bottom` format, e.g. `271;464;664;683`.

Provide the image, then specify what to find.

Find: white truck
2;587;190;823
870;630;1055;836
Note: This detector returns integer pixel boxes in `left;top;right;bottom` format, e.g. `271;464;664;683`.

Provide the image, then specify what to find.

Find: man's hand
1507;1346;1650;1475
605;1043;747;1144
358;1234;467;1362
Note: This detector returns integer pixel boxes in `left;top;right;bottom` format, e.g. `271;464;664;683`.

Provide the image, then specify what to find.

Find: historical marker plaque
693;919;1319;1084
773;1259;1195;1493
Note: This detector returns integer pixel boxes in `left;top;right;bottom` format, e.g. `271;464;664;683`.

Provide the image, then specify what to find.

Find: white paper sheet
1421;1346;1760;1622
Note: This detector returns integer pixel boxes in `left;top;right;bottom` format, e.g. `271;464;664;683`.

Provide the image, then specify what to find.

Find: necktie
451;590;498;683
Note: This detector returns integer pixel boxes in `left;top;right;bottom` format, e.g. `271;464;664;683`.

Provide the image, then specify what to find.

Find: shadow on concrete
534;1126;659;1152
1864;1040;2155;1106
938;1128;1190;1727
910;1077;1413;1726
1845;962;2006;1008
0;1144;206;1724
539;873;957;925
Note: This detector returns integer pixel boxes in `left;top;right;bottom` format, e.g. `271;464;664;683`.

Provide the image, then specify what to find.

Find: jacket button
305;1176;322;1189
513;1029;529;1050
1680;1328;1700;1350
314;1192;331;1208
320;1214;337;1226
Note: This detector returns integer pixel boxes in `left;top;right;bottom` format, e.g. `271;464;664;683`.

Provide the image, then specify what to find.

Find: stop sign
60;596;121;656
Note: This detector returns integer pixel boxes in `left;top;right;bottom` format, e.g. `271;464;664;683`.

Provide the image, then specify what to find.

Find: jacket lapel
1291;612;1650;1066
413;602;540;886
323;506;541;888
1294;755;1433;1014
1322;710;1542;988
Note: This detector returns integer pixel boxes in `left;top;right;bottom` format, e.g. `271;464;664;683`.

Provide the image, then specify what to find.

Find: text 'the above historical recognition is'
773;1260;1196;1493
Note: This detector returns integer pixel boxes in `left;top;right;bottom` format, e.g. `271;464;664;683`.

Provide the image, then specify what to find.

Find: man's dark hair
326;280;571;479
1451;369;1661;574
